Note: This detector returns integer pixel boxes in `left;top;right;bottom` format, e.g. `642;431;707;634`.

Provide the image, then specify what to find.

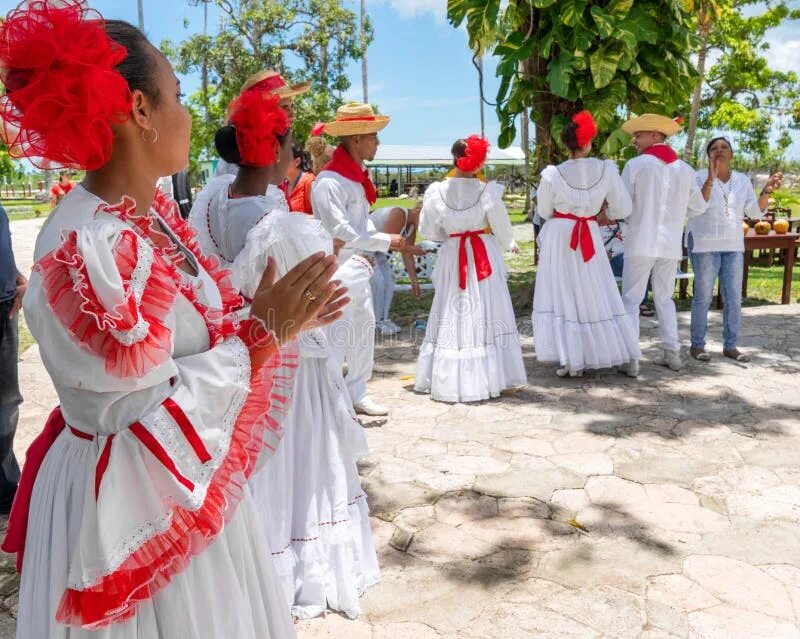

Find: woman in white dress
0;4;345;638
415;136;527;402
532;111;640;377
189;86;380;619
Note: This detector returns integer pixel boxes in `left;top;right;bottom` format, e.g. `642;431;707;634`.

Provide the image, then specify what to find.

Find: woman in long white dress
415;136;527;402
0;4;344;638
189;86;380;620
532;111;640;378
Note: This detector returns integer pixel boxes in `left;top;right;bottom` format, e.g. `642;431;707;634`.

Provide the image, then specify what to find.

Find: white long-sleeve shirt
687;169;765;253
621;150;707;259
312;170;391;263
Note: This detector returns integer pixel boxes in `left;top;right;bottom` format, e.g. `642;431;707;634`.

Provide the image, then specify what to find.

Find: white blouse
536;158;632;221
419;178;515;250
688;169;765;253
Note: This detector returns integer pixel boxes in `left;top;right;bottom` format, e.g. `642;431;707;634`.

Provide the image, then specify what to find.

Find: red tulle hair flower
229;89;291;167
572;111;597;147
456;135;490;173
0;0;133;170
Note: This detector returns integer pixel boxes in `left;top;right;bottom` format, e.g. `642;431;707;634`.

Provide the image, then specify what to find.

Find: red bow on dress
322;145;377;204
554;212;597;262
449;229;492;289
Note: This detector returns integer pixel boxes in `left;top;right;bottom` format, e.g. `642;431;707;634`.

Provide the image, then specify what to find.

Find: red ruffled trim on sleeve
34;227;178;377
54;334;298;629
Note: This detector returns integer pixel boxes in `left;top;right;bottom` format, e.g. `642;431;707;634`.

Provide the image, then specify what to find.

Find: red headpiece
456;135;490;173
228;89;291;167
572;111;597;147
0;1;133;170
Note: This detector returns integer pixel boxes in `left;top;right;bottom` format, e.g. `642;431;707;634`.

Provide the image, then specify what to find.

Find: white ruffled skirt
250;356;380;620
16;429;295;639
532;218;641;371
415;234;527;402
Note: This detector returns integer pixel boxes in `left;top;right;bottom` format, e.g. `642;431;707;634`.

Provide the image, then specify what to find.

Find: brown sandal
690;347;711;361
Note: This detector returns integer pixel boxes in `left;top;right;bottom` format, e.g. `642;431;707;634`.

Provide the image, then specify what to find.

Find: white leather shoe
353;397;390;416
655;349;683;371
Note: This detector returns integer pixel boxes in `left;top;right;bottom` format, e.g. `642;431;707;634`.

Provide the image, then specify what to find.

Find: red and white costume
9;186;298;638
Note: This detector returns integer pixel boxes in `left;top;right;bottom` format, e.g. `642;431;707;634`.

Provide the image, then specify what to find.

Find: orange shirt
288;171;315;215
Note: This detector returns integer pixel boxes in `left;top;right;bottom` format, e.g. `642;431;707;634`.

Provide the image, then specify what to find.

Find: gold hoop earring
142;128;159;144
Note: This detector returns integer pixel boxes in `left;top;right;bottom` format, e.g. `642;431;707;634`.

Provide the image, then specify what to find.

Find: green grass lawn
4;198;49;222
389;240;800;322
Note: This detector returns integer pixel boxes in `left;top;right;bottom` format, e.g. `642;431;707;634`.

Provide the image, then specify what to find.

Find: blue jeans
0;299;21;507
689;249;743;350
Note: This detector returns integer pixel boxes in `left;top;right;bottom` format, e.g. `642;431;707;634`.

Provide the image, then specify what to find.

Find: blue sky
0;0;798;156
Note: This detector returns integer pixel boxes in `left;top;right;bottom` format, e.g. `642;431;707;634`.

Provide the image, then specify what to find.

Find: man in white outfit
620;114;709;375
312;103;405;416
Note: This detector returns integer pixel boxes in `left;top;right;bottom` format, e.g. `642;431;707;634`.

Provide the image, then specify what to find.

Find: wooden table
743;231;799;304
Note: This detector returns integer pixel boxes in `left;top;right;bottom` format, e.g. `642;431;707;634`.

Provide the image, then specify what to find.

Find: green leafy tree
448;0;699;172
162;0;370;175
685;0;800;166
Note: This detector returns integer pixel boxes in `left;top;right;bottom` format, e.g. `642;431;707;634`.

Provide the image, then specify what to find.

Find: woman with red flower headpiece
414;135;527;402
532;111;640;378
1;2;348;637
189;85;379;620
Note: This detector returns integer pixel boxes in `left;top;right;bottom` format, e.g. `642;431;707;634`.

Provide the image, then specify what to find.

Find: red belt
553;212;597;262
449;229;492;289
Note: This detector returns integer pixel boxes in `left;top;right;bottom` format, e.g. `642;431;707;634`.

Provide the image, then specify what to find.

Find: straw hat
622;113;682;136
241;70;311;99
319;102;390;137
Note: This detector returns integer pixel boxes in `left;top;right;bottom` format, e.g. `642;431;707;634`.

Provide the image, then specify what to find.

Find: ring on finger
303;288;317;303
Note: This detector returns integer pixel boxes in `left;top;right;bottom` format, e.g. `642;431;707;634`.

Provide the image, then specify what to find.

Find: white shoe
618;360;640;378
353;397;390;416
377;319;400;336
655;349;683;371
556;366;583;378
384;319;402;334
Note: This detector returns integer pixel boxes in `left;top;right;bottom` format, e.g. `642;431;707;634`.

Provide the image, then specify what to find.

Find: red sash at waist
553;212;597;262
449;229;492;289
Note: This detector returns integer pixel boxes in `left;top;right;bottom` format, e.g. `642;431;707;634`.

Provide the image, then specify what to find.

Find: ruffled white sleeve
605;160;633;220
484;181;516;250
419;182;448;242
25;216;294;629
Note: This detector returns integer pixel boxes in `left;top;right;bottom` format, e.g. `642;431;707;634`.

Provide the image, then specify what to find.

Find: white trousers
370;252;395;322
328;258;375;405
622;256;681;353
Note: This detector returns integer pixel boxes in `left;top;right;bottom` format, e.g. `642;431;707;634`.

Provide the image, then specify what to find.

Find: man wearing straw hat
215;69;311;177
619;114;709;375
312;103;406;416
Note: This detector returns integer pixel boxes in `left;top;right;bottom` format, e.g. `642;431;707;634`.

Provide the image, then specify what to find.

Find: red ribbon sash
553;212;597;262
449;229;492;289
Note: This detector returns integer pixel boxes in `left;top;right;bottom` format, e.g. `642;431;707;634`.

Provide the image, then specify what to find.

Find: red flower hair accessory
456;135;490;173
572;111;597;147
228;89;291;167
0;0;133;170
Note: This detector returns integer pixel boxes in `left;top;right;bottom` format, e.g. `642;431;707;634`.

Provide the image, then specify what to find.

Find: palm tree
361;0;368;103
684;0;727;161
137;0;144;30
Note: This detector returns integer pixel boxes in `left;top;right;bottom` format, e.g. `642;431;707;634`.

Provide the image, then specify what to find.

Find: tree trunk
684;21;711;162
478;55;485;137
521;106;531;219
361;0;368;103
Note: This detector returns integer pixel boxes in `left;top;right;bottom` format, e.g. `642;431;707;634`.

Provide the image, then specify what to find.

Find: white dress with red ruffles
189;180;379;620
14;185;297;639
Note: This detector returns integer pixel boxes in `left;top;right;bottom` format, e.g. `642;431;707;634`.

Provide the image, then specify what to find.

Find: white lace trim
68;337;252;588
109;317;151;346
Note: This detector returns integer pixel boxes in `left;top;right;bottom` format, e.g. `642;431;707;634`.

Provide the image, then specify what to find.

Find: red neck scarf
643;144;679;164
322;145;377;204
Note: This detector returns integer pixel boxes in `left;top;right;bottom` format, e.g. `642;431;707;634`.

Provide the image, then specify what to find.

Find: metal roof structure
368;144;525;167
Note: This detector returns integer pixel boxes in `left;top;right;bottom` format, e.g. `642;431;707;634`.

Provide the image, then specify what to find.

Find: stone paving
2;218;800;638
